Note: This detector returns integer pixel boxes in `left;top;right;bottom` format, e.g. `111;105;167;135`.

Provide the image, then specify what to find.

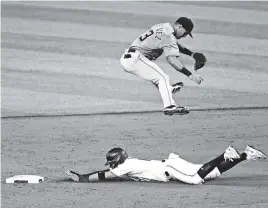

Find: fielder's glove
193;52;207;71
189;74;203;85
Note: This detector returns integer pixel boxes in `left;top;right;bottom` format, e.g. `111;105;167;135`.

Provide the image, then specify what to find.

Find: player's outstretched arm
66;169;119;182
84;169;119;182
166;55;203;85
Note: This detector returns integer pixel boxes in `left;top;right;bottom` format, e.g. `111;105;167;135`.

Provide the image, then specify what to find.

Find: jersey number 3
139;30;154;41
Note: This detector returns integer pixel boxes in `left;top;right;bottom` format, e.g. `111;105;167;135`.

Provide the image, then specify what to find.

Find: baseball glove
193;53;207;71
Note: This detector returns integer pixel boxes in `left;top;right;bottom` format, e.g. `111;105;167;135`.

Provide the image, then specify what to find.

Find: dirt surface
1;1;268;208
2;110;268;208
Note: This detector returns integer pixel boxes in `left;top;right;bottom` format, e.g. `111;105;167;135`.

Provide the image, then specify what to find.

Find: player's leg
165;153;204;176
165;146;239;184
163;153;209;185
216;145;266;174
120;50;183;95
216;153;247;174
120;51;175;107
185;153;248;181
166;153;221;180
203;156;246;180
190;145;267;180
165;166;204;185
165;153;208;184
120;50;188;115
197;146;240;180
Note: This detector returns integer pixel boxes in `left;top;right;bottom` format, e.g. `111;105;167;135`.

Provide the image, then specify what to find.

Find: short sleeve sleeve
161;34;180;57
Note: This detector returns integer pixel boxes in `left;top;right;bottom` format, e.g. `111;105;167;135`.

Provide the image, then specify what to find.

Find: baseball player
65;145;266;184
120;17;207;116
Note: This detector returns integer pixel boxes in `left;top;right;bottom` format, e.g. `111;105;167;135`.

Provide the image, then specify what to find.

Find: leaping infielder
120;17;207;116
66;145;266;185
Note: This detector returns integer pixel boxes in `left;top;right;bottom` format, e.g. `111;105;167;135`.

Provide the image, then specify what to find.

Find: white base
6;175;44;184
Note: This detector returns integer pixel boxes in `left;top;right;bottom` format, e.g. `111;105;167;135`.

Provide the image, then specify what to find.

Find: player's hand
189;74;203;84
193;52;207;71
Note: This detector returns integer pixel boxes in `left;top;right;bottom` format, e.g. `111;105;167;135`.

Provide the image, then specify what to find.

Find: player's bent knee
120;57;132;72
120;56;126;67
191;174;204;185
204;167;221;180
158;75;170;85
166;167;203;185
162;74;170;81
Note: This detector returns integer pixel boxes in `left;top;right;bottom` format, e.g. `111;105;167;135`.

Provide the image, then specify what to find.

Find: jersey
109;158;169;182
129;23;180;61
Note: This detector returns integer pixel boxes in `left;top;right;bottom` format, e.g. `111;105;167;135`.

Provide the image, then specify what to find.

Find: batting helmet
105;148;128;168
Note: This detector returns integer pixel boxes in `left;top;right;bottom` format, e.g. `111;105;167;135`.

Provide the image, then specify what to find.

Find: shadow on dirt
204;174;268;187
55;174;268;187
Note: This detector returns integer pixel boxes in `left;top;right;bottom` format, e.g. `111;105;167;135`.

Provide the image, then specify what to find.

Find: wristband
180;67;192;77
98;171;106;180
177;44;194;56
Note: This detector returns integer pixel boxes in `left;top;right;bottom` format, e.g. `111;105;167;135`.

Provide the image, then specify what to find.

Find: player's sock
216;153;247;173
197;153;224;179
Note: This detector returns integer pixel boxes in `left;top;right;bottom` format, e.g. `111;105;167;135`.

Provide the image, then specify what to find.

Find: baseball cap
176;17;194;38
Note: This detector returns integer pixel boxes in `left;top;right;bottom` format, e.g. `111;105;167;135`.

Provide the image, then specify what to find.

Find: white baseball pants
120;49;176;108
164;154;221;185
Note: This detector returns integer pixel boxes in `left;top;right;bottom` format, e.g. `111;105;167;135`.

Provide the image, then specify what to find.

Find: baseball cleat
224;146;240;161
172;82;184;94
244;145;267;160
65;170;80;182
164;105;189;116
